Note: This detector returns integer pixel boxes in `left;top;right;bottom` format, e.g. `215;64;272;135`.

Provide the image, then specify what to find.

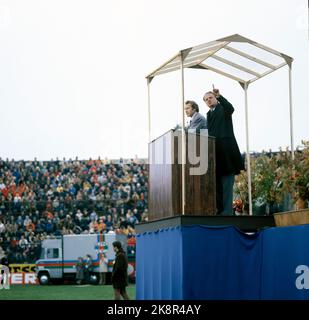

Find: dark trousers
84;269;91;283
216;174;235;215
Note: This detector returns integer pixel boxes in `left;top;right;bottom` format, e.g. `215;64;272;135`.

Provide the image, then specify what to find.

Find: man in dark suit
184;100;207;132
203;89;244;215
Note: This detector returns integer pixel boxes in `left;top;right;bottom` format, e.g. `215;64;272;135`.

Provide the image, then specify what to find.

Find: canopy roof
146;34;294;216
146;34;293;87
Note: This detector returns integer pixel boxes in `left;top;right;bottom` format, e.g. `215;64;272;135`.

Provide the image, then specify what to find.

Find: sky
0;0;308;161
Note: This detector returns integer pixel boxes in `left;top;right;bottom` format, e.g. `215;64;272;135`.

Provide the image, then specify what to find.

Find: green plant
252;154;283;204
282;141;309;202
234;141;309;213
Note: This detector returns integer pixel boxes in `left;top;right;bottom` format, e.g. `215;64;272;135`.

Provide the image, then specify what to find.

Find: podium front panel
148;130;216;221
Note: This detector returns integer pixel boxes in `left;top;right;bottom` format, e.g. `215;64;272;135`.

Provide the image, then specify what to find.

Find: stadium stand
0;158;148;263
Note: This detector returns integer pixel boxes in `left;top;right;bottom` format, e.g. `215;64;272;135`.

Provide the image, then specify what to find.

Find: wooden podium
148;129;216;221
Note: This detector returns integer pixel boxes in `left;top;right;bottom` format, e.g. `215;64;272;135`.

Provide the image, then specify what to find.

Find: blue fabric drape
260;224;309;300
182;225;262;299
136;226;183;300
136;224;309;300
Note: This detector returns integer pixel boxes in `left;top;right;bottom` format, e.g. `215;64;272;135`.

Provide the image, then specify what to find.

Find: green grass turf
0;284;136;300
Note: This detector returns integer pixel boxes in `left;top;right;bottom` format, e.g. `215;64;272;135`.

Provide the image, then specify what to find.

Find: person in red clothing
26;220;36;232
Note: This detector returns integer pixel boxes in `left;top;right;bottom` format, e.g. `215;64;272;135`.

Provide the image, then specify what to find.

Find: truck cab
36;238;63;284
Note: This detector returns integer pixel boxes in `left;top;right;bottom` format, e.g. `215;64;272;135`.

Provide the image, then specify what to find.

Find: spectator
106;214;114;230
84;254;93;284
0;220;5;234
99;253;108;285
90;210;98;222
18;235;28;250
75;257;84;285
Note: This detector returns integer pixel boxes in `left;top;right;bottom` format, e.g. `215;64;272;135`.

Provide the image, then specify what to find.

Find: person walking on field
111;241;130;300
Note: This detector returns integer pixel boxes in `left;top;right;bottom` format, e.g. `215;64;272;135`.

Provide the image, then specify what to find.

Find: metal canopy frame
146;34;294;216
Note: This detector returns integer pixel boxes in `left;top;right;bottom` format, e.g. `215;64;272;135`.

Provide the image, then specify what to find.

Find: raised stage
135;216;309;300
135;215;275;233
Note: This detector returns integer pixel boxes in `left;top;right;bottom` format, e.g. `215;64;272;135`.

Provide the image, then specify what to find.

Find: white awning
146;34;293;87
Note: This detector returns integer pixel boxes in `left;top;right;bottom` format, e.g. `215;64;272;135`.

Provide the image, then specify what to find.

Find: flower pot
274;209;309;227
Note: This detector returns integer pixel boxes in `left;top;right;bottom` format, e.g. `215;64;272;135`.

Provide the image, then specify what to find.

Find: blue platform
136;224;309;300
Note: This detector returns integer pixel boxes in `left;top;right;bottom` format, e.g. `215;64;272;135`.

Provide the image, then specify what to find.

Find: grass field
0;284;136;300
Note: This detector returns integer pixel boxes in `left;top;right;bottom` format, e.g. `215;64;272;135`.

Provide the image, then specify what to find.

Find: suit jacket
188;112;207;132
207;95;245;176
112;250;128;289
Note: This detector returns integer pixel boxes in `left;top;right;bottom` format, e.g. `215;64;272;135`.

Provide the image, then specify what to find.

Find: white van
35;233;126;285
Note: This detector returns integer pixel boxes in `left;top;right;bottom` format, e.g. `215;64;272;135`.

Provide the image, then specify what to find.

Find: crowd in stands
0;158;148;264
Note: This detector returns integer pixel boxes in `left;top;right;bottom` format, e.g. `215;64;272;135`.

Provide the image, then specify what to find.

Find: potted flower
281;141;309;210
234;141;309;215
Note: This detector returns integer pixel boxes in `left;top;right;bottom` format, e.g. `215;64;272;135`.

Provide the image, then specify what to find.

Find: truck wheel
39;273;50;285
